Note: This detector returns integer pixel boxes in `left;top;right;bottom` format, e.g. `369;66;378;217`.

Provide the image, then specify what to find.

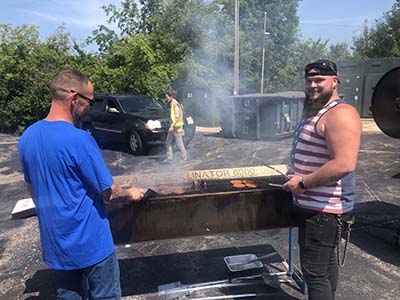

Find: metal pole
260;12;267;94
233;0;239;95
288;227;295;276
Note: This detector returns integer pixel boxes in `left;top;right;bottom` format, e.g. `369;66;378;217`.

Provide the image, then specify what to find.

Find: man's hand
282;175;305;194
168;127;173;132
126;187;144;202
102;184;144;203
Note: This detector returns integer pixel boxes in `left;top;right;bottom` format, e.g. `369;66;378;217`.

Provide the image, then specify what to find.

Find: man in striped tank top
283;60;361;300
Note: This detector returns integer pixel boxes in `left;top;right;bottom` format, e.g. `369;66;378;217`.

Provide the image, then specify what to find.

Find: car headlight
145;120;162;130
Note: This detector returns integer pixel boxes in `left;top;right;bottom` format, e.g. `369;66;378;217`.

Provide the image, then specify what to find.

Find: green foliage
352;0;400;58
288;38;329;91
0;24;96;133
87;25;119;54
89;0;208;99
94;34;179;98
0;24;50;132
328;42;351;61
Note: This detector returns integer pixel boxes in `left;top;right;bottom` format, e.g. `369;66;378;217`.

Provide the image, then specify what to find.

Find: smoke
174;2;274;129
173;3;237;128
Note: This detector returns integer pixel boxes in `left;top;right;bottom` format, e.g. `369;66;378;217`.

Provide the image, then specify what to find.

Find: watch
299;177;306;189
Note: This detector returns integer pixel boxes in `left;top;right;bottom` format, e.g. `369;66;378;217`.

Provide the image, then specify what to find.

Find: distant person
18;68;144;300
283;59;361;300
163;91;188;163
283;113;291;131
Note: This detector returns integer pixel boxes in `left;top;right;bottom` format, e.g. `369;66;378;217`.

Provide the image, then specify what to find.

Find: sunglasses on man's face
70;90;94;106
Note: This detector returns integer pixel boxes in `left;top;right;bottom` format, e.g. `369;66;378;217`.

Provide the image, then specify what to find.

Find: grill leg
288;227;295;275
288;227;308;294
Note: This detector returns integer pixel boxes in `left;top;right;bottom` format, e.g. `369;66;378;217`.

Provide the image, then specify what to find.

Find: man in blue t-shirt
18;68;144;300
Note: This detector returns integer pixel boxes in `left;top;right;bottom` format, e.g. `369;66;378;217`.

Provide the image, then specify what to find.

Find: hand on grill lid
126;186;145;202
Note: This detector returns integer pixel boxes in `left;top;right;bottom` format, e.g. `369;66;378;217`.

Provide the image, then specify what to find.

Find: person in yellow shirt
163;91;188;163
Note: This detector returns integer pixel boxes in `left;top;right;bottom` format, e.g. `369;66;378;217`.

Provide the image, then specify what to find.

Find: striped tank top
290;100;355;214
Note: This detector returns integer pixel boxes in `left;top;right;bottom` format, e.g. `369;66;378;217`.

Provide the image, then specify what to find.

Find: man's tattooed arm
102;184;144;202
102;184;131;202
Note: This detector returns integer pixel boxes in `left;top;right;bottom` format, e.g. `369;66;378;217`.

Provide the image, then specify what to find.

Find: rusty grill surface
107;166;296;243
145;175;287;197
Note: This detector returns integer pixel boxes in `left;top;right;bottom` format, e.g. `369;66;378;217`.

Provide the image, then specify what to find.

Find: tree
287;38;328;91
93;34;178;97
205;0;301;94
88;0;209;98
328;42;351;61
0;24;95;133
0;24;55;132
352;0;400;58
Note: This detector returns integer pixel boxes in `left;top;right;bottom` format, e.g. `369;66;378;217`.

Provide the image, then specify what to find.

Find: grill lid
371;66;400;138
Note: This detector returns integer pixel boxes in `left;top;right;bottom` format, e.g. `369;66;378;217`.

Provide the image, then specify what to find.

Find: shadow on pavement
24;269;55;300
352;201;400;266
23;244;304;300
118;244;302;299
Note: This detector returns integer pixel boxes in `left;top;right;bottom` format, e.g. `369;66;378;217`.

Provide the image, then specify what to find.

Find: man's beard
73;112;82;127
302;88;334;118
72;105;88;127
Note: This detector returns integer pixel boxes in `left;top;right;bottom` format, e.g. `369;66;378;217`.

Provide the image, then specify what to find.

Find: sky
0;0;397;51
297;0;395;46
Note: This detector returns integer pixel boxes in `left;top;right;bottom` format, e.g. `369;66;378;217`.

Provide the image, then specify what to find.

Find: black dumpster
218;92;304;139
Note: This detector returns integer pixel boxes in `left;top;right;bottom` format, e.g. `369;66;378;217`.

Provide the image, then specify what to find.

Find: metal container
337;57;400;117
218;92;304;139
224;254;264;272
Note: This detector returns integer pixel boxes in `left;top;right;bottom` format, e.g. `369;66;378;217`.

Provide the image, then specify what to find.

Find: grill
108;165;298;243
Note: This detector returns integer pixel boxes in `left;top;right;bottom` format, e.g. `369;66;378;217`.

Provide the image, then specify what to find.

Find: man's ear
71;93;78;105
333;78;339;89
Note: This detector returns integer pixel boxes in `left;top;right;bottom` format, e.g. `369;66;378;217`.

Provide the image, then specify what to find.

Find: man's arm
102;184;144;203
306;104;361;187
284;104;361;192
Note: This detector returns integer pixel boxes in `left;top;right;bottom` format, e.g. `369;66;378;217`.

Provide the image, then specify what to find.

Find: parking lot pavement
0;119;399;300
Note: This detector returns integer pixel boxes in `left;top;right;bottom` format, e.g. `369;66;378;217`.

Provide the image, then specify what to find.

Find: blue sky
298;0;395;45
0;0;396;51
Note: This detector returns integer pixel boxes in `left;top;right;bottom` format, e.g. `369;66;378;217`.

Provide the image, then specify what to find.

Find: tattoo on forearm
103;186;130;202
309;174;343;188
111;186;130;201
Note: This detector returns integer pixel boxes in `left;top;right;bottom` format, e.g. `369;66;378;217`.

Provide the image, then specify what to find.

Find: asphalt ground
0;119;399;300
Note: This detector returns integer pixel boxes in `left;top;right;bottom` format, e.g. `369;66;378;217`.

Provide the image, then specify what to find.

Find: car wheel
128;131;144;155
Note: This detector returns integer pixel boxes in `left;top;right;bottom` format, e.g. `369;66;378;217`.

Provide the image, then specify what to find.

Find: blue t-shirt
18;120;115;270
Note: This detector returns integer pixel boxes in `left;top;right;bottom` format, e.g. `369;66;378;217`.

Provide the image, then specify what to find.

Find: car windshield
116;95;164;112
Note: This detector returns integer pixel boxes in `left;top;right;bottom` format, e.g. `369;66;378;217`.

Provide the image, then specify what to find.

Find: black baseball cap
305;59;339;79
